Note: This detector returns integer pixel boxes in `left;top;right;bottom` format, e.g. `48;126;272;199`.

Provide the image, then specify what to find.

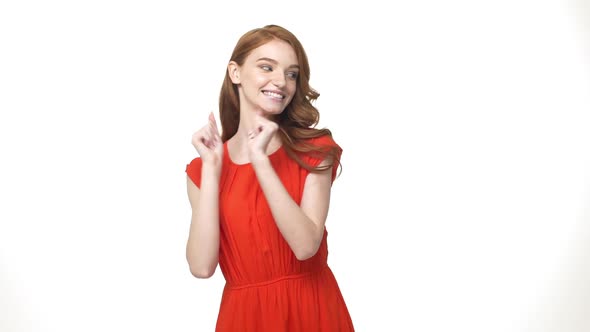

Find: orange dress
186;135;354;332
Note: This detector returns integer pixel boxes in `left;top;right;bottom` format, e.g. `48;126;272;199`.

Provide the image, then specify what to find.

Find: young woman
185;24;354;331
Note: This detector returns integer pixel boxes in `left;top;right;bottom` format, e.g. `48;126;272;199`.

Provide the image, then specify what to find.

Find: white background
1;0;589;331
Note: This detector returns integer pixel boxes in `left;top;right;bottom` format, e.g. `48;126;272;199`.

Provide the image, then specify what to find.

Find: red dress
186;135;354;332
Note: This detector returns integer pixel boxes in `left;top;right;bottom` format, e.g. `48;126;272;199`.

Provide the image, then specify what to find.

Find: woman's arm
252;156;333;261
186;166;221;278
185;113;223;278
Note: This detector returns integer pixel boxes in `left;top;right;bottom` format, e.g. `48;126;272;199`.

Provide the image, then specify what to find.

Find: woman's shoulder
185;157;203;187
296;134;342;168
186;156;203;170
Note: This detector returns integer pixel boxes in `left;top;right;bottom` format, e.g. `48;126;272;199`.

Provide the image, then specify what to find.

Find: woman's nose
272;72;286;88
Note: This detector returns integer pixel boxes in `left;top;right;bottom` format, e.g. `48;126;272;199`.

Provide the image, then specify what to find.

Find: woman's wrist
250;152;271;168
201;163;221;181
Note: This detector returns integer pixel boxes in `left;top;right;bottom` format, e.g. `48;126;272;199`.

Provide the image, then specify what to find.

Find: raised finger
209;113;221;137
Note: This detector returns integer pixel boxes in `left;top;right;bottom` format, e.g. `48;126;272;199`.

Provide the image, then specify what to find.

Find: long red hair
219;24;340;174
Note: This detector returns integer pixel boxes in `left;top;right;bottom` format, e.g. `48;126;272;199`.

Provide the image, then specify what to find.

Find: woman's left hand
247;112;279;161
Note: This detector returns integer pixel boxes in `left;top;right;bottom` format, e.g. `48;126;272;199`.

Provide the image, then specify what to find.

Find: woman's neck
228;108;282;159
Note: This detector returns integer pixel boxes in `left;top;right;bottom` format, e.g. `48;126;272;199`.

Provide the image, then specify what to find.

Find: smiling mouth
262;90;285;100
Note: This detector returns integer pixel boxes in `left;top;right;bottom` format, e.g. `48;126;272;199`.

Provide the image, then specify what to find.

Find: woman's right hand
191;112;223;169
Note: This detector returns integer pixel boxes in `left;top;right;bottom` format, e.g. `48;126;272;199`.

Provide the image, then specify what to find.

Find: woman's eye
287;72;298;79
261;65;272;71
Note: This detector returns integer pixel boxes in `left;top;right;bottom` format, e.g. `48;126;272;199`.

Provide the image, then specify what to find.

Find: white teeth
263;91;284;99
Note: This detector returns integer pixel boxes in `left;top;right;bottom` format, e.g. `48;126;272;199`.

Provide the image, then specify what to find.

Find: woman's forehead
247;40;298;65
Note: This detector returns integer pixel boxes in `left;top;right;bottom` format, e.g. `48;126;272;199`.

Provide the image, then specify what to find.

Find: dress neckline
224;142;284;166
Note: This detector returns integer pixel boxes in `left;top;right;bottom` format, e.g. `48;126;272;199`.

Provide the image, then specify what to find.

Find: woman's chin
259;107;285;116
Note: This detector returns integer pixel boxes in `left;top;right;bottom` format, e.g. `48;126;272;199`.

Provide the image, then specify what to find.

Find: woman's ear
228;61;240;84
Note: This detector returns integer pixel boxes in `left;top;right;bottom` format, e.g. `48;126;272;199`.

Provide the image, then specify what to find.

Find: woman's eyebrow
256;57;300;69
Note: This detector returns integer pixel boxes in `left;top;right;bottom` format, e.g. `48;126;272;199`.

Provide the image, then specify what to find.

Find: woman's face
231;39;299;115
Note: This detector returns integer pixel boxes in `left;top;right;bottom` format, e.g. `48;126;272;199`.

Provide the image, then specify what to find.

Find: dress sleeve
303;135;343;183
185;157;203;188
